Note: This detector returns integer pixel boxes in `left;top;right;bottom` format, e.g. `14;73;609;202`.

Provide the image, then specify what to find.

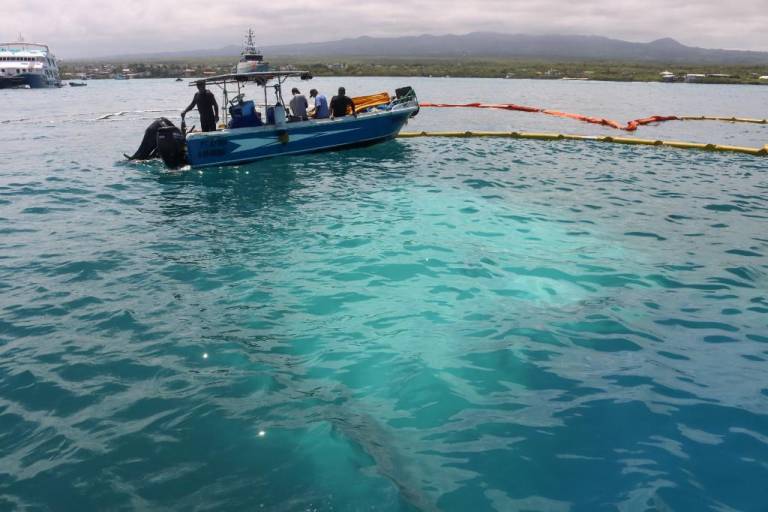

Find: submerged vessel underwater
127;70;419;170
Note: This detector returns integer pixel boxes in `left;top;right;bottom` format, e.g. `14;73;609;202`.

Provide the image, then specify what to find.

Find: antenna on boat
243;29;256;53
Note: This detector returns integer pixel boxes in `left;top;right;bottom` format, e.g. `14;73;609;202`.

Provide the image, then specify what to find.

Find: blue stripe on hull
186;109;413;168
19;74;53;88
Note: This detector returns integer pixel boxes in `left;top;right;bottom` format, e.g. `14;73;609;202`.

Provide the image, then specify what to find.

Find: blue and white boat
131;70;419;169
0;41;61;88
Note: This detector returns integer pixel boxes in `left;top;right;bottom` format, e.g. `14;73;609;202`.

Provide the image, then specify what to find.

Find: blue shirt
313;94;329;118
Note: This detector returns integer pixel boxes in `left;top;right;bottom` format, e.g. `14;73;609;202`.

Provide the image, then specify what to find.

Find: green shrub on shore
60;57;768;84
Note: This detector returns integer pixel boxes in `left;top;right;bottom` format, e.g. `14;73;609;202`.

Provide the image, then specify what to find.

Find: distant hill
105;32;768;64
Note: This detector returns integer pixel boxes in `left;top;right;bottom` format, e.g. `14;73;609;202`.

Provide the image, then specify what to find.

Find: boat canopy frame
188;71;312;126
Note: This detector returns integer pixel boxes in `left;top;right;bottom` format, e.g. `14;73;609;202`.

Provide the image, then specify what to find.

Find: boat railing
0;42;50;52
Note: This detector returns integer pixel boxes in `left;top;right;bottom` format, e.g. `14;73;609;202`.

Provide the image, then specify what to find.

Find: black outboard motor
125;117;174;160
395;86;414;99
395;86;419;118
156;125;187;169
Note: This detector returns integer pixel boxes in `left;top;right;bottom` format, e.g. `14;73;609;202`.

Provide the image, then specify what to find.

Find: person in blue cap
309;88;329;119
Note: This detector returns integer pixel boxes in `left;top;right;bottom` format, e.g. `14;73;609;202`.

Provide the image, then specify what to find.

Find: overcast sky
4;0;767;58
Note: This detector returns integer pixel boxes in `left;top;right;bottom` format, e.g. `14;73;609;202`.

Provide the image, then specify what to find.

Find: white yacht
234;29;269;74
0;41;61;89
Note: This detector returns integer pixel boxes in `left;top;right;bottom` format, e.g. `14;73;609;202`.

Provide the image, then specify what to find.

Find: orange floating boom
420;102;692;132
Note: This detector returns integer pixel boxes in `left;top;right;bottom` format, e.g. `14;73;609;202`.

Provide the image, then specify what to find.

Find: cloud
3;0;767;58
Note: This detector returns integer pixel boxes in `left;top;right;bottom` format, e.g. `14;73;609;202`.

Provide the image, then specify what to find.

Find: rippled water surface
1;78;767;511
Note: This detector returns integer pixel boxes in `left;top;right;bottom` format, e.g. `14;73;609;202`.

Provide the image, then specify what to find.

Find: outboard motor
395;86;419;118
156;125;187;169
125;117;174;160
395;86;414;99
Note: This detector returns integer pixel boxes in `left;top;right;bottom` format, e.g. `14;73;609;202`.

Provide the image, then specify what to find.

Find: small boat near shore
69;81;87;87
127;71;419;170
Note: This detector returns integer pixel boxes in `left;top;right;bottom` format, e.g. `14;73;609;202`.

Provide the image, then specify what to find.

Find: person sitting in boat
181;80;219;132
309;89;329;119
329;87;356;119
289;87;309;121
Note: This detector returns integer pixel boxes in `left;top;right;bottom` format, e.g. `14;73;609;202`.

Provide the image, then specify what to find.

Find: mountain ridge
99;32;768;64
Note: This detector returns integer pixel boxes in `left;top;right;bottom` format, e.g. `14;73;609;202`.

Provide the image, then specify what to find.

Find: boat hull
0;76;26;89
236;62;269;74
18;73;58;88
186;107;415;168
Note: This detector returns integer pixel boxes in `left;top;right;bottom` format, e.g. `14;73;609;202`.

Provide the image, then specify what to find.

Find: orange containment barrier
540;109;626;130
420;102;541;113
420;102;692;132
351;92;391;113
626;116;680;131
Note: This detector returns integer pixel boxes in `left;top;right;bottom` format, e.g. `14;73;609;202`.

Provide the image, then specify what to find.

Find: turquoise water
1;78;767;511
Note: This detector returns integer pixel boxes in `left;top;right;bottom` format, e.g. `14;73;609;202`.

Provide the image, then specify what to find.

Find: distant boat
234;29;269;74
114;74;127;80
0;40;61;88
660;71;676;83
175;78;183;82
69;81;87;87
561;77;589;81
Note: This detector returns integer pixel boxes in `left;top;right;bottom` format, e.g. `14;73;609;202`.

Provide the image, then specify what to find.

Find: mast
243;29;257;55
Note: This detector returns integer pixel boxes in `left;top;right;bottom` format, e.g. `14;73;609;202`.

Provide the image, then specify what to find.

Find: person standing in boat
181;80;219;132
309;89;329;119
289;87;309;121
329;87;356;119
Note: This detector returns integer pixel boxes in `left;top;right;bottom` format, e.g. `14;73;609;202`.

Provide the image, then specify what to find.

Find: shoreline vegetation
61;57;768;85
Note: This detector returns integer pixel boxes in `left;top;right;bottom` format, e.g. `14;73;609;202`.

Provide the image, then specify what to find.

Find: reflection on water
149;140;415;217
